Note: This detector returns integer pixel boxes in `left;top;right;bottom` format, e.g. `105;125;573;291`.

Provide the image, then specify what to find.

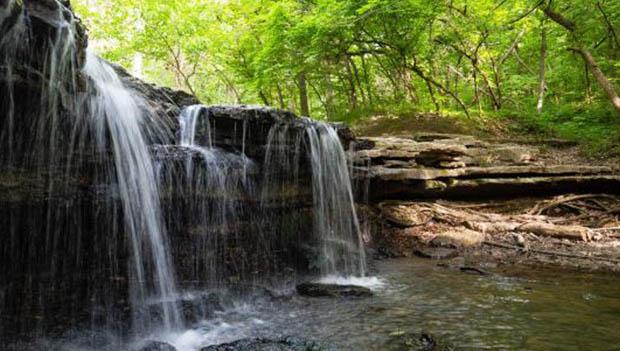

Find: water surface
17;258;620;350
179;258;620;351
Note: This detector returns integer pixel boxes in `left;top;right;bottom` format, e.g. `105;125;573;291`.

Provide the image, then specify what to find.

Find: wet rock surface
296;283;373;298
414;247;459;260
136;341;178;351
1;0;355;342
200;337;334;351
388;332;453;351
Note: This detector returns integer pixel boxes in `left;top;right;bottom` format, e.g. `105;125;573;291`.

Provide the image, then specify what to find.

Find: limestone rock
354;135;620;200
431;228;486;248
414;247;459;260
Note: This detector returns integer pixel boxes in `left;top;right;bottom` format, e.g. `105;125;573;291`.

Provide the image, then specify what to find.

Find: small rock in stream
414;247;459;260
459;266;491;276
200;337;335;351
296;282;373;298
136;341;178;351
389;331;453;351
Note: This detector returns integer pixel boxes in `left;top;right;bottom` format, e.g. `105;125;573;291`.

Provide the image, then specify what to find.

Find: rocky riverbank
352;132;620;273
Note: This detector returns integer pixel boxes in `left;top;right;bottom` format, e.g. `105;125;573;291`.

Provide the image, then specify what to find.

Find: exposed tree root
483;240;620;264
379;201;602;242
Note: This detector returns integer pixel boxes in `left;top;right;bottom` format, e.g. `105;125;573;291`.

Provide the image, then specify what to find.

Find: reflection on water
11;258;620;350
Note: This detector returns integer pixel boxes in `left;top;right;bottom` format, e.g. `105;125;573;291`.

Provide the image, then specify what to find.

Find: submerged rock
388;331;453;351
200;337;334;351
414;247;459;260
136;341;178;351
296;282;373;298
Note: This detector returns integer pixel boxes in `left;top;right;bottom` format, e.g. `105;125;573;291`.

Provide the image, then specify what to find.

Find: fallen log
465;221;592;242
519;222;592;242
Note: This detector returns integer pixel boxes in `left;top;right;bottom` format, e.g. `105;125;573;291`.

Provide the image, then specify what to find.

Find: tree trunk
324;73;335;118
410;60;470;118
425;79;440;113
537;21;547;113
596;2;620;50
298;72;310;117
543;6;620;114
572;47;620;113
344;59;358;109
258;90;270;107
350;58;367;104
361;55;373;105
473;69;483;116
276;83;286;109
584;62;592;103
308;80;329;117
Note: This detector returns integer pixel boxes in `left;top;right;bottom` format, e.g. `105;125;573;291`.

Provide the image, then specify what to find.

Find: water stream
13;258;620;350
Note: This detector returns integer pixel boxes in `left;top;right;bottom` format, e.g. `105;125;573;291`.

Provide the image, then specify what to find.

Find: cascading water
1;1;369;347
1;0;183;338
0;0;25;164
305;121;366;277
159;105;258;288
261;120;367;277
83;52;182;332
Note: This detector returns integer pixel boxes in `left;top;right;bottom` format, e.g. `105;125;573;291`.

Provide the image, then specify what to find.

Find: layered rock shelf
353;134;620;200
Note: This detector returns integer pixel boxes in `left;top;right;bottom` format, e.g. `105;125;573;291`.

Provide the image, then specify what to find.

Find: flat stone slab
354;135;620;200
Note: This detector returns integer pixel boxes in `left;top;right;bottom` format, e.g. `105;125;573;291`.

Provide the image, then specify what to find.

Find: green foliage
504;102;620;156
73;0;620;153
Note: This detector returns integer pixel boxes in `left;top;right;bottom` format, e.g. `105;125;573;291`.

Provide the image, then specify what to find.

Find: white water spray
84;51;182;332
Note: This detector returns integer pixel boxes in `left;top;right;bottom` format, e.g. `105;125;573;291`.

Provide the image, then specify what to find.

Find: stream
28;258;620;351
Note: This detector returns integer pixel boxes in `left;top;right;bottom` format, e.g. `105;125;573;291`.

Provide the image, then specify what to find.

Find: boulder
136;341;178;351
296;282;373;298
414;247;459;260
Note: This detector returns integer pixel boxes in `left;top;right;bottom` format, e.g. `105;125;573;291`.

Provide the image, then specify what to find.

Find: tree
73;0;620;123
542;2;620;114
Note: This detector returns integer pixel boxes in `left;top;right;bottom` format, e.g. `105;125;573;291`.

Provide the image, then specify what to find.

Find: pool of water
13;258;620;350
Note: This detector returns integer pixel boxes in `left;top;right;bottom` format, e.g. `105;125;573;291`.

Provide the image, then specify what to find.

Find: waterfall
305;122;366;277
84;52;182;332
1;0;368;344
262;120;367;277
1;0;185;337
0;0;25;164
163;105;257;287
